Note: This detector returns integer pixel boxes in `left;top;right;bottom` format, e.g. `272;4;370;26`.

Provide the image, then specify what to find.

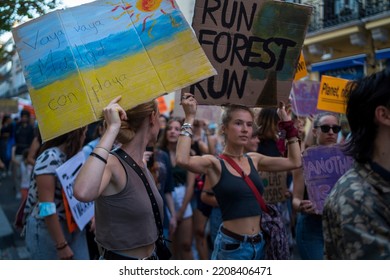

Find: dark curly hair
344;68;390;163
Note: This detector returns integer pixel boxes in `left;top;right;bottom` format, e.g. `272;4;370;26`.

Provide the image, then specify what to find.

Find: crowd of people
2;68;389;260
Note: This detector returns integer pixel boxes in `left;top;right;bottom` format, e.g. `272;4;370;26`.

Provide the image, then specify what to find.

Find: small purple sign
290;80;320;117
302;145;354;214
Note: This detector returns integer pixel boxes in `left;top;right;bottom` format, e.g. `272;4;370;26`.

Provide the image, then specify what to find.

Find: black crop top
213;156;265;221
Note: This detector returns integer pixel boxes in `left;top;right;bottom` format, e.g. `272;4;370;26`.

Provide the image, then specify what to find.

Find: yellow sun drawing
107;0;179;37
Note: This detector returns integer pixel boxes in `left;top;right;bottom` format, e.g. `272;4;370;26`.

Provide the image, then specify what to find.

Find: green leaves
0;0;62;34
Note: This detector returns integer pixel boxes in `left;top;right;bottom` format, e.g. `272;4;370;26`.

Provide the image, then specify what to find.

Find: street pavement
0;174;31;260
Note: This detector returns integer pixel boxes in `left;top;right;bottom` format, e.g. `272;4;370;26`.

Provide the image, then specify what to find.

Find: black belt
103;249;157;260
221;226;262;244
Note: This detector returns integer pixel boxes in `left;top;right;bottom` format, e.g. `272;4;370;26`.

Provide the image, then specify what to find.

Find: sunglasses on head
315;125;342;133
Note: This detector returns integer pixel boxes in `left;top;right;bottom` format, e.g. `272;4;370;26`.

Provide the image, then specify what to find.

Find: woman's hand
57;244;74;260
181;93;197;119
176;208;185;224
298;200;316;214
169;215;177;236
277;101;291;122
103;96;128;132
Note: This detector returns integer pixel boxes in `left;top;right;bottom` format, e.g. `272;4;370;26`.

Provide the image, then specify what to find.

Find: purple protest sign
302;145;354;214
290;80;320;117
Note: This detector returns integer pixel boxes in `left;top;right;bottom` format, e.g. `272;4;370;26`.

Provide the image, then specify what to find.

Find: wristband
38;202;56;217
181;123;193;130
278;120;299;139
179;130;192;138
90;152;107;164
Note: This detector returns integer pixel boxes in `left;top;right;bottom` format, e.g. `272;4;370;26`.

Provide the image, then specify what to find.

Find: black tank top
213;156;265;221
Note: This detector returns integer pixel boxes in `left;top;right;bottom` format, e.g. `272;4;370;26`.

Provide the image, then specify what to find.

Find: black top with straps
213;155;265;221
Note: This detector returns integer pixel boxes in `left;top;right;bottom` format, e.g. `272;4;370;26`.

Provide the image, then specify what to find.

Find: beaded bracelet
90;152;107;164
56;241;68;250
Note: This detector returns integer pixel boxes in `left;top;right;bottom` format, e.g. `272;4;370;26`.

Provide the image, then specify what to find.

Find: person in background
191;119;212;259
144;145;176;250
26;126;42;166
19;149;32;201
12;110;34;199
24;127;89;260
292;112;340;259
158;117;195;260
159;115;169;131
323;68;390;259
177;94;301;260
0;115;14;177
74;96;163;260
256;107;295;257
80;121;106;260
243;123;260;154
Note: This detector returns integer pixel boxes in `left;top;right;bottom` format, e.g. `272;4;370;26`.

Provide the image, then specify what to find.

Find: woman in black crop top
176;93;302;260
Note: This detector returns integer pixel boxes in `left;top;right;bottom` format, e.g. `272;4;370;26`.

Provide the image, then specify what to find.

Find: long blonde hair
116;100;157;143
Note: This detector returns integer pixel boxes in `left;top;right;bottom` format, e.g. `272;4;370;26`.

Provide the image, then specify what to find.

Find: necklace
222;150;244;159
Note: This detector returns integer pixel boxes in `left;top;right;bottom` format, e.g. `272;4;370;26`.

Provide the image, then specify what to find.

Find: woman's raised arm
74;96;127;202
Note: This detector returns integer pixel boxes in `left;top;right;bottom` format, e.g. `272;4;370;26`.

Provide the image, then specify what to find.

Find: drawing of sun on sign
12;0;216;142
108;0;179;37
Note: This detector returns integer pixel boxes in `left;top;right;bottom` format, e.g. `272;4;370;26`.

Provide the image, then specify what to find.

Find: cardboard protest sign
0;99;19;114
317;75;350;114
294;52;308;80
260;171;288;203
185;0;312;107
290;80;320;117
56;151;93;231
172;91;222;124
12;0;216;142
302;145;354;214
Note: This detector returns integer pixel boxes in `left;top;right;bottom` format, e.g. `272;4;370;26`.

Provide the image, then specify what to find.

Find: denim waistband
221;226;263;244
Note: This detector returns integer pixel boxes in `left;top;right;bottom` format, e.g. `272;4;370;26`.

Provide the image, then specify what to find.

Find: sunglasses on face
315;125;342;133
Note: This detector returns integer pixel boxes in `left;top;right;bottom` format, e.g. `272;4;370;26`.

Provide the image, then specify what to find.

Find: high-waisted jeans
211;225;265;260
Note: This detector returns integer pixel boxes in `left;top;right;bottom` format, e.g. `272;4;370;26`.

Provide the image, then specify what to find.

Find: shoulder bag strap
219;154;268;213
113;149;164;237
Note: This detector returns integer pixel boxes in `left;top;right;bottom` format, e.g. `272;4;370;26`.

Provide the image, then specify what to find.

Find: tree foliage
0;1;62;82
0;0;62;34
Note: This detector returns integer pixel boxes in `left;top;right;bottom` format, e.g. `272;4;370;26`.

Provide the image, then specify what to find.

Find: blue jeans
295;213;324;260
25;215;89;260
211;225;265;260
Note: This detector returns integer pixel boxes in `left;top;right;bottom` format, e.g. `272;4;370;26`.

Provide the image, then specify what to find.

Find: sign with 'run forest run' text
185;0;312;107
12;0;216;142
